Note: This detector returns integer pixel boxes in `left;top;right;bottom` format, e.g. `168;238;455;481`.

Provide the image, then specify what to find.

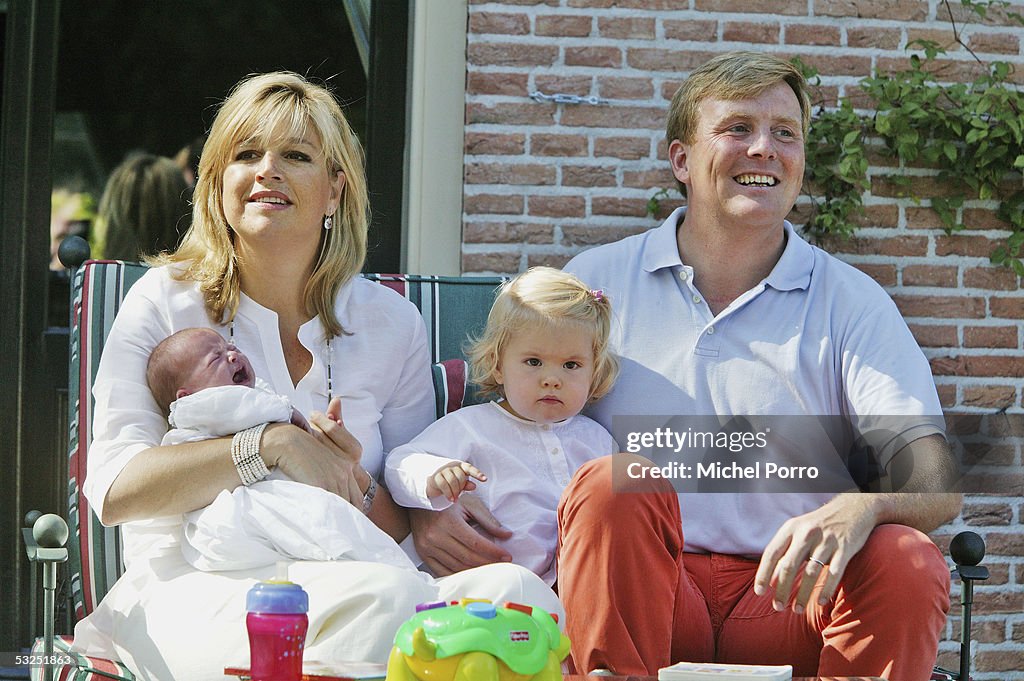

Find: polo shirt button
551;448;559;455
679;270;689;281
707;326;715;335
692;294;702;304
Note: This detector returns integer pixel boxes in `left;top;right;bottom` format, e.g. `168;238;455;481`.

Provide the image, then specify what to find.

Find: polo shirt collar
641;207;687;273
764;221;813;292
639;206;812;292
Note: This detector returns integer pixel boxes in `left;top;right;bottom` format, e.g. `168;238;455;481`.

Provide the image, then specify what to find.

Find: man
557;51;962;679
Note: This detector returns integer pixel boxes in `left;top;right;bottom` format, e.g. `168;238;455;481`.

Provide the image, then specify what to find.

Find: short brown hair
146;328;212;413
666;51;811;195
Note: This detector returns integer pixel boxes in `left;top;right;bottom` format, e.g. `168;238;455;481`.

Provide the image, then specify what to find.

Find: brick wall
462;0;1024;676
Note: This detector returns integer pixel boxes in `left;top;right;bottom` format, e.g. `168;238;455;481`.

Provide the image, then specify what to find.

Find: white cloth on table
70;265;561;681
385;401;617;585
73;554;562;681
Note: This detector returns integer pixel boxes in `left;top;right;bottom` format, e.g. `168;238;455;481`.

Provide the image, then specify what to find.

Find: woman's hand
315;397;367;506
263;401;365;507
289;407;313;434
310;397;363;464
408;495;513;576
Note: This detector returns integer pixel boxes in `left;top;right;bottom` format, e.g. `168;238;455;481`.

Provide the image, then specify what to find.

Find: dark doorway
54;1;368;179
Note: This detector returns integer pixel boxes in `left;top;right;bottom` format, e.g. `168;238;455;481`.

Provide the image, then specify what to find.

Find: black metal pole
960;578;973;681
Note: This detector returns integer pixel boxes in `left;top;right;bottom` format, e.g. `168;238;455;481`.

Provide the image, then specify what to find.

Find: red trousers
556;456;951;680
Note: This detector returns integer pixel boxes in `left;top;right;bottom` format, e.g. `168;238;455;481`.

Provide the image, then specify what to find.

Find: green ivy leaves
801;0;1024;274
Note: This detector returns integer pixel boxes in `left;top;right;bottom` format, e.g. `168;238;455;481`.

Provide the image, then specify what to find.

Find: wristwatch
361;474;377;514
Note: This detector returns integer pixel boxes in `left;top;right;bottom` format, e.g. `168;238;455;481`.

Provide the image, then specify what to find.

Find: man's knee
850;524;950;605
560;454;676;518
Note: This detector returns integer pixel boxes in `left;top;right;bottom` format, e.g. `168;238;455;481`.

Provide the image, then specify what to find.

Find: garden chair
24;238;503;680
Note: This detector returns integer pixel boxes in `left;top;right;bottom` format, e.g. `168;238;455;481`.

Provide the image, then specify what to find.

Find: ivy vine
804;0;1024;274
654;0;1024;275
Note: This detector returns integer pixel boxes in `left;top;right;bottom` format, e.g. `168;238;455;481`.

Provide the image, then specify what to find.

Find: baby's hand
426;462;487;503
290;408;313;434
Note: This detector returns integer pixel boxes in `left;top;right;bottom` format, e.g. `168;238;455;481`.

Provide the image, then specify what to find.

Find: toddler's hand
426;462;487;503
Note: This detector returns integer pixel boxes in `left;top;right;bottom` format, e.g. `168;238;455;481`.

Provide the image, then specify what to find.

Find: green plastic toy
385;598;571;681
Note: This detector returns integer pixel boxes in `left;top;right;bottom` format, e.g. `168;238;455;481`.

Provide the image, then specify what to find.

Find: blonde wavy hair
468;267;619;403
151;71;368;338
666;51;811;196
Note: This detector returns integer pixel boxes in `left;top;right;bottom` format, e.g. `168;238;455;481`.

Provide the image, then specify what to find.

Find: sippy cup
246;562;309;681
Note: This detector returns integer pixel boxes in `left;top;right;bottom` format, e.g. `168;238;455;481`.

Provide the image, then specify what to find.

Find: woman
95;153;191;260
71;72;560;681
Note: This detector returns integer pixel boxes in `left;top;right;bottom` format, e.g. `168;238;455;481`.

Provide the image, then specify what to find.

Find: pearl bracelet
231;423;270;486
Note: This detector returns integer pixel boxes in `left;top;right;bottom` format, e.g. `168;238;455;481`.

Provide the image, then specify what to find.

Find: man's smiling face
670;81;805;230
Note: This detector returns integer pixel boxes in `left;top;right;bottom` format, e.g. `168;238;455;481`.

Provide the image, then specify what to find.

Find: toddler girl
385;266;619;585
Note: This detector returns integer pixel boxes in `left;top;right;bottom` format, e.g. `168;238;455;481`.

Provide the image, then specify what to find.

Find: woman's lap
436;562;565;622
73;554;560;681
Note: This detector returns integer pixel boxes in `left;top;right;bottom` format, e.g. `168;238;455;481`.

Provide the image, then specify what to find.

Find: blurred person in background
50;188;96;270
95;153;191;261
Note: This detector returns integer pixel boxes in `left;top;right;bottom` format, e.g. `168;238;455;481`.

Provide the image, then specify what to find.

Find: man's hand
409;494;512;576
754;434;962;614
753;494;880;614
426;462;488;502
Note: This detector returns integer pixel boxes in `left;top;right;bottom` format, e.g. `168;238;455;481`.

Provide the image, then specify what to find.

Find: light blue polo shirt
566;207;945;556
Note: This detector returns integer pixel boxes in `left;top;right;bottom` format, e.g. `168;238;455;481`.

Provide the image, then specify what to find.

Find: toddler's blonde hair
468;267;618;402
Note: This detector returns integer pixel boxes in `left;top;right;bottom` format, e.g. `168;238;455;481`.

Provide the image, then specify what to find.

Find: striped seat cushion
63;264;503;674
432;358;471;420
362;274;505;417
68;261;150;620
362;273;504;363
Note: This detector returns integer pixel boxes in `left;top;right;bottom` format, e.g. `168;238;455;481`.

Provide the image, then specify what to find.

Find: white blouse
385;401;618;585
84;265;435;564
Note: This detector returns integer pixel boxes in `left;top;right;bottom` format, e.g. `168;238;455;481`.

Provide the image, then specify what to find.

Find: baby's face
177;330;256;397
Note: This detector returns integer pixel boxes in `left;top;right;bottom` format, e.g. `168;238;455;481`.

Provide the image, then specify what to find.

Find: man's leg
817;523;950;679
712;557;826;676
556;455;713;675
717;524;950;680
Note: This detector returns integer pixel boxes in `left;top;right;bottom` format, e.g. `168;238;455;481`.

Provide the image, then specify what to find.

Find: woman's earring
324;215;333;231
